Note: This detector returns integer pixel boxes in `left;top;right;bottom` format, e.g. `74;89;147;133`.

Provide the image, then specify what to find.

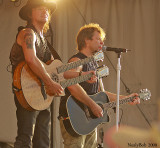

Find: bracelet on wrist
79;71;83;76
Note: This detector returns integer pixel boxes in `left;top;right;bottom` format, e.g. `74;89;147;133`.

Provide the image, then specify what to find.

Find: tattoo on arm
24;33;34;49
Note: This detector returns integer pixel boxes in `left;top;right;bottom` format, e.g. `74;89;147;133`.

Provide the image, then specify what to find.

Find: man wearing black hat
10;0;64;147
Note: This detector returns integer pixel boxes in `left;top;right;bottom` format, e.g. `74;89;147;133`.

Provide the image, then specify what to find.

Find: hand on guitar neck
127;93;141;105
78;70;98;84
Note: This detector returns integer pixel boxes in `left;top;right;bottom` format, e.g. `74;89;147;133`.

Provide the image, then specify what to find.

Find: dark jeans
14;96;51;148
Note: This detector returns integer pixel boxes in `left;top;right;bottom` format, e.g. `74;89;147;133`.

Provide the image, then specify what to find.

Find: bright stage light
45;0;61;2
45;0;58;2
10;0;19;2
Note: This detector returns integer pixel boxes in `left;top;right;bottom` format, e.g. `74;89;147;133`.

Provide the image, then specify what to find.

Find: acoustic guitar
13;51;106;111
65;89;151;136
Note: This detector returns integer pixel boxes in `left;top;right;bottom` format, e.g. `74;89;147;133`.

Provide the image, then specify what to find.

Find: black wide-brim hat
19;0;57;21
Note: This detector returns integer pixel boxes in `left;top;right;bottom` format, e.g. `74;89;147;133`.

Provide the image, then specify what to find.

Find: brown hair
76;23;106;51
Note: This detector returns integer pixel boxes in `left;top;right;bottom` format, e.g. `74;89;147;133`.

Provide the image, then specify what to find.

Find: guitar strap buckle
12;83;22;93
57;115;69;120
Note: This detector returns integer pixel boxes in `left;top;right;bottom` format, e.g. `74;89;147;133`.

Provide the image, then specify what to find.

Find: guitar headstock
97;65;109;78
93;50;104;62
139;89;151;101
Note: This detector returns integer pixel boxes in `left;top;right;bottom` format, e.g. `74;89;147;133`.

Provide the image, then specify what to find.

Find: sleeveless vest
10;25;61;73
59;52;99;117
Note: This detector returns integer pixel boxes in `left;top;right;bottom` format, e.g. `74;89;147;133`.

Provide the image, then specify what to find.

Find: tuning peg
100;59;104;62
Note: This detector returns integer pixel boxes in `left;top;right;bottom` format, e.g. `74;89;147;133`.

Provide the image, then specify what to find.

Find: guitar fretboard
103;96;136;109
57;57;94;74
60;73;93;88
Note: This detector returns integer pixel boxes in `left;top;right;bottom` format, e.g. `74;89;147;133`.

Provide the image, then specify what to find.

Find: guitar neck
57;57;94;74
60;73;93;88
103;95;137;110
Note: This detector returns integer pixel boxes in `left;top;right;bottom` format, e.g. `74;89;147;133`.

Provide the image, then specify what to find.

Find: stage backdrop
0;0;159;148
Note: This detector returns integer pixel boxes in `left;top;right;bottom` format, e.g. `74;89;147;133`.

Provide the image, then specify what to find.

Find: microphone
102;46;130;53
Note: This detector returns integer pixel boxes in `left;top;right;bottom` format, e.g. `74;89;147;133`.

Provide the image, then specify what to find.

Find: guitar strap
47;41;62;61
57;115;69;121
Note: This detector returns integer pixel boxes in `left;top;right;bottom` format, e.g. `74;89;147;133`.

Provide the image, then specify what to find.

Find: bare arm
68;84;103;117
64;57;103;117
17;28;63;96
98;80;140;104
63;57;83;78
64;57;97;83
105;91;140;105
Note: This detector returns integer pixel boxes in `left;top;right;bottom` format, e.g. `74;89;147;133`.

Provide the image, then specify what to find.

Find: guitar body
13;60;64;111
65;89;151;136
65;92;110;136
13;51;106;111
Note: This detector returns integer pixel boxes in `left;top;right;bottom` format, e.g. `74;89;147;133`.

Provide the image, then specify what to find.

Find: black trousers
14;96;51;148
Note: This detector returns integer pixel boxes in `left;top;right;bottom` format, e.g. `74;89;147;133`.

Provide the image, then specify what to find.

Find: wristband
79;71;83;76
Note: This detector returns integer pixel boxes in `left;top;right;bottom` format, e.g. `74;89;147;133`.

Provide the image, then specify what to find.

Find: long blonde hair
43;9;51;33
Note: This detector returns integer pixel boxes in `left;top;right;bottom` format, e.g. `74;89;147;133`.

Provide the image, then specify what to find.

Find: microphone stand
116;52;122;132
103;49;124;132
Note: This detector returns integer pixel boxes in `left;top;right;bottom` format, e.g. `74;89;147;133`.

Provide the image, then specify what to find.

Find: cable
136;105;151;127
119;108;123;126
104;53;131;94
6;63;12;73
71;0;88;24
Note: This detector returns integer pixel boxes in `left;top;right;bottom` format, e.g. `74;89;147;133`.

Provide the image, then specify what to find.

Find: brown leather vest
10;25;60;73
